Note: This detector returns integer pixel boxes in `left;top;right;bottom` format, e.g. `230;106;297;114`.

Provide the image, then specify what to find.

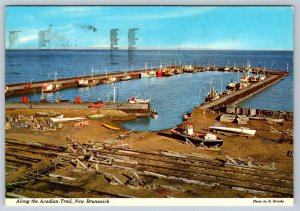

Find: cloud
177;38;246;50
18;34;37;43
137;7;214;20
42;6;103;18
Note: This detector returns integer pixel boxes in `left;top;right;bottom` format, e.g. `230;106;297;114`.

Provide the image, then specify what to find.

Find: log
185;138;195;147
76;158;88;169
48;174;77;181
226;155;238;165
143;171;168;179
6;192;29;198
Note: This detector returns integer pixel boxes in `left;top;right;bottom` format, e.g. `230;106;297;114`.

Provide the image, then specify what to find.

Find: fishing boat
249;75;259;82
141;70;156;78
183;65;195;73
150;110;158;118
102;123;120;130
42;71;62;93
104;76;117;84
171;122;224;147
226;80;237;90
174;68;183;74
128;97;150;104
121;73;131;81
42;83;62;93
163;68;174;76
209;126;256;137
50;117;85;123
77;78;89;87
87;114;105;119
205;82;220;102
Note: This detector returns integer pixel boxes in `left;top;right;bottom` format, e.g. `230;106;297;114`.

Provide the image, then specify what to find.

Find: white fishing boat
141;70;156;78
121;73;131;81
50;117;85;123
42;71;62;93
226;80;237;90
183;65;195;73
209;126;256;137
128;97;150;104
77;78;89;87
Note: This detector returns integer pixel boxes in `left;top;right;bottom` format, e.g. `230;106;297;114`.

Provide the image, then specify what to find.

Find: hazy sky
5;6;293;50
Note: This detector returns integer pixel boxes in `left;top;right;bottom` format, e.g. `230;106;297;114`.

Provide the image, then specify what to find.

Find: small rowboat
266;118;284;125
74;121;91;127
88;114;105;119
50;117;85;123
102;123;120;130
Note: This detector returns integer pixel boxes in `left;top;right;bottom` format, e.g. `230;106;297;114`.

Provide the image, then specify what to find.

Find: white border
1;0;298;210
5;198;294;206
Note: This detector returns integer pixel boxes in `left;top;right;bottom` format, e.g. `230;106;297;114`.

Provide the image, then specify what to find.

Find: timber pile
6;115;62;131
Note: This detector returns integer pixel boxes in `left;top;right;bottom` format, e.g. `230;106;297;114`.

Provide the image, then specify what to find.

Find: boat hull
171;129;223;147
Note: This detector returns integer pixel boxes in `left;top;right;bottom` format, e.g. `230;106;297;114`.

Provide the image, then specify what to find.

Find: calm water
5;50;293;131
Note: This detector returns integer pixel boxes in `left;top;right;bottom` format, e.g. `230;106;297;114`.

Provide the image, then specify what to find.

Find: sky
5;6;294;50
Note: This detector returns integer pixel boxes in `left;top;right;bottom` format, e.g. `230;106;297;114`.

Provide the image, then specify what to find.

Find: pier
198;75;284;110
5;102;151;117
5;66;288;97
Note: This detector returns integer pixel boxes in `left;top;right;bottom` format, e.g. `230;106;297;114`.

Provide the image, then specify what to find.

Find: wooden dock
5;66;288;97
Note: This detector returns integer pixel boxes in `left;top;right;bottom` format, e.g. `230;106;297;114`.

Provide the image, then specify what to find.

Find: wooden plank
48;174;77;181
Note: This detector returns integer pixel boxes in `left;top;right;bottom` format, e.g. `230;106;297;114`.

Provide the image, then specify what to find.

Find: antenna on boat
287;63;289;72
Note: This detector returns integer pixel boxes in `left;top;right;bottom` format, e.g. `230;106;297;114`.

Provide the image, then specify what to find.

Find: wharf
5;102;151;117
198;75;284;110
5;66;288;97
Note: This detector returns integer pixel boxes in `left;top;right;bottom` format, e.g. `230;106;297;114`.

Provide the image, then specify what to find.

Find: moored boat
121;73;131;81
128;97;150;104
150;110;158;118
171;122;223;147
42;83;62;93
183;65;195;73
205;82;220;102
104;76;117;84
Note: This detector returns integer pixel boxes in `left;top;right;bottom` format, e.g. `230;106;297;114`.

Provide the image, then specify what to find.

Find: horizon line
5;47;293;51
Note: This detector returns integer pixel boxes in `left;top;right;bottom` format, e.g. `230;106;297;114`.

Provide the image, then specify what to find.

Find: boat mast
54;71;57;83
221;77;223;92
113;82;116;103
203;110;207;133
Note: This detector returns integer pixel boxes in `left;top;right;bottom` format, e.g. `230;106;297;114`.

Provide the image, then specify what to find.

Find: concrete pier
198;75;284;110
5;102;151;117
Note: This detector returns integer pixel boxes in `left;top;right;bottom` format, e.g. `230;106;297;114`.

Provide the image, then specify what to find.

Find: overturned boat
50;117;85;123
209;126;256;137
171;122;223;147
